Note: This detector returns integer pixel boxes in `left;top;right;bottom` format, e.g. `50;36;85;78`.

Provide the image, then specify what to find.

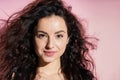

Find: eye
37;34;46;39
56;34;63;39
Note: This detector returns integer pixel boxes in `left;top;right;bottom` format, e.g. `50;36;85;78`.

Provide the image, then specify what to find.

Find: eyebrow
36;31;47;34
36;30;66;34
55;30;66;34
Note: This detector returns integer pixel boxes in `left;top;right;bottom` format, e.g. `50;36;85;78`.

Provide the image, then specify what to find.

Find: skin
34;15;69;80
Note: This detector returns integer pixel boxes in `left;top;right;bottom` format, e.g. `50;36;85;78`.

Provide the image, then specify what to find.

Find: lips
44;50;57;57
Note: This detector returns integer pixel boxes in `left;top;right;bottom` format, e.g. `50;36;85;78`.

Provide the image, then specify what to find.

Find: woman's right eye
37;34;46;39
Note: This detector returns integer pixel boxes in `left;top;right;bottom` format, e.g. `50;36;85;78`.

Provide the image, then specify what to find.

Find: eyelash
36;34;64;39
37;34;46;39
56;34;63;38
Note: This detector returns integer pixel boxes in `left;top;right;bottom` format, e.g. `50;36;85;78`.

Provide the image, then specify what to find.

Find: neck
37;58;61;75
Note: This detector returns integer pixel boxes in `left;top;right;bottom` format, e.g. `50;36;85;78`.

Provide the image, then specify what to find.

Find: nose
45;37;54;49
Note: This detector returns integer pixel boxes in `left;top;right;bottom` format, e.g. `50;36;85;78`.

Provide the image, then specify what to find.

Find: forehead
36;15;67;32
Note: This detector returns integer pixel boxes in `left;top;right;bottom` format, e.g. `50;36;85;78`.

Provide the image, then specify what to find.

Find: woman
0;0;97;80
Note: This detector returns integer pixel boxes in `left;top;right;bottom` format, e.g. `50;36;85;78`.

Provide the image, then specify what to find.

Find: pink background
0;0;120;80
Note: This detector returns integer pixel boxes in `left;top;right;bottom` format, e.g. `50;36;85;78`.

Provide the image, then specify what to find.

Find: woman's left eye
56;34;63;38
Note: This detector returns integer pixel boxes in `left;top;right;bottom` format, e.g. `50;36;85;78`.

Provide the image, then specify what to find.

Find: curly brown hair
0;0;97;80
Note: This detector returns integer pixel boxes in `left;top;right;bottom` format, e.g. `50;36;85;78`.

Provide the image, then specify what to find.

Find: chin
42;57;56;63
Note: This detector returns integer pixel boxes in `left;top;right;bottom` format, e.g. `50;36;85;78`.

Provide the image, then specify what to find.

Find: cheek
34;39;46;52
36;43;46;51
56;39;68;51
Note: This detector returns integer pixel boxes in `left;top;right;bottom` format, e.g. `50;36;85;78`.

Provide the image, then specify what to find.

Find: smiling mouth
44;51;57;57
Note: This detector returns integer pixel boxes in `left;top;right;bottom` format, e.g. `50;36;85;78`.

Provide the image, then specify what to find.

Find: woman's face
34;15;69;64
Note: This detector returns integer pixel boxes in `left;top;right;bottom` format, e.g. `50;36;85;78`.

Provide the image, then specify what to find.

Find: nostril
45;39;54;49
45;44;54;49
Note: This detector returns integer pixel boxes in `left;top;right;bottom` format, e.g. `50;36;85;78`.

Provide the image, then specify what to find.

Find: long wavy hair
0;0;97;80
